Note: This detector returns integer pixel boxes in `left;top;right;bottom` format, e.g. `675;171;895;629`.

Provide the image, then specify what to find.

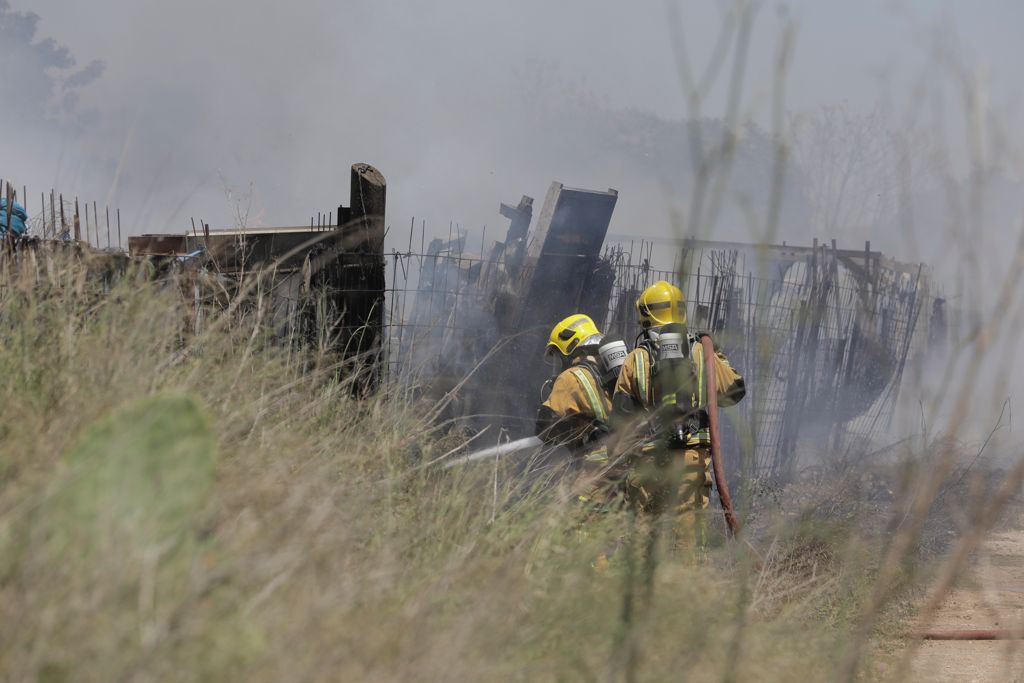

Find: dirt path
906;525;1024;681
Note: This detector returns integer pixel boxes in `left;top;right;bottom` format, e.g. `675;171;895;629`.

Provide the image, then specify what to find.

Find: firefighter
535;314;612;453
537;316;629;568
612;280;745;547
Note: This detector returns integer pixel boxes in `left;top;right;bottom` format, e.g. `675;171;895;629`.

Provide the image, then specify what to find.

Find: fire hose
701;335;767;571
700;334;740;537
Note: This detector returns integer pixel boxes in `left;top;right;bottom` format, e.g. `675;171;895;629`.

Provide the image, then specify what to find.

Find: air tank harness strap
695;342;706;407
634;347;650;407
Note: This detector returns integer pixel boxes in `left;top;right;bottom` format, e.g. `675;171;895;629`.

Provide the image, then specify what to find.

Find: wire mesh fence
3;170;932;479
381;232;935;479
599;241;929;478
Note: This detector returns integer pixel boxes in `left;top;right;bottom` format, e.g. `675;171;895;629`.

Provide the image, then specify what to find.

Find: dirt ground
905;505;1024;681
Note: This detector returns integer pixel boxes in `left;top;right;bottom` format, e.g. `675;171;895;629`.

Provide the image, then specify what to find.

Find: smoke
4;0;1024;449
6;1;1012;237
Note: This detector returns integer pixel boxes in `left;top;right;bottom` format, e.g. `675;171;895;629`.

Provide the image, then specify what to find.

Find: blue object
175;248;205;262
0;198;28;236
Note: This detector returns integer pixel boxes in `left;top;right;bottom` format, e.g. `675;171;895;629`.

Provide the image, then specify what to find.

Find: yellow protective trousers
624;447;713;548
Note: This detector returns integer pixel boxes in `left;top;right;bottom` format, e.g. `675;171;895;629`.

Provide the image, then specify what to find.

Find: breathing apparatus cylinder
657;331;686;361
597;337;628;386
653;326;699;449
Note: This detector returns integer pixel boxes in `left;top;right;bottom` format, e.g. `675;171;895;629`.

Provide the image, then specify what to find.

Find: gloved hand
535;405;558;438
666;421;688;449
584;423;611;445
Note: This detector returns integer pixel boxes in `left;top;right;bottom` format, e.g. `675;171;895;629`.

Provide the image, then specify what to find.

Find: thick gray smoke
6;2;1017;238
3;0;1024;448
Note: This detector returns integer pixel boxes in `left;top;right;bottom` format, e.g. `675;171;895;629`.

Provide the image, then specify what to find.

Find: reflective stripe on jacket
568;366;609;422
536;356;612;449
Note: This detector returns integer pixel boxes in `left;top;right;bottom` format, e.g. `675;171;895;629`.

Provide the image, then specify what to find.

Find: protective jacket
613;337;745;447
536;356;612;452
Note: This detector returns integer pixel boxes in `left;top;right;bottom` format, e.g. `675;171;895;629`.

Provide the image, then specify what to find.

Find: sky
5;0;1023;248
4;0;1024;441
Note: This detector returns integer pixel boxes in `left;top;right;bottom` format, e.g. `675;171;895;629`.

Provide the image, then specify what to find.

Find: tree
790;104;920;237
0;0;104;130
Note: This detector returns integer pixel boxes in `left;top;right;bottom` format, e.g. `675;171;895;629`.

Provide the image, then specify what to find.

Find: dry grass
0;251;907;683
2;1;1021;679
0;250;1017;683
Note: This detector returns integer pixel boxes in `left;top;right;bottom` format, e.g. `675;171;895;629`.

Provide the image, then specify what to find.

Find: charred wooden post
332;163;387;393
496;195;533;277
499;195;533;243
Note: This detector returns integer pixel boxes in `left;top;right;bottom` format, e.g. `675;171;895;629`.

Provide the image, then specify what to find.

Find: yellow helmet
636;280;687;329
546;314;603;358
